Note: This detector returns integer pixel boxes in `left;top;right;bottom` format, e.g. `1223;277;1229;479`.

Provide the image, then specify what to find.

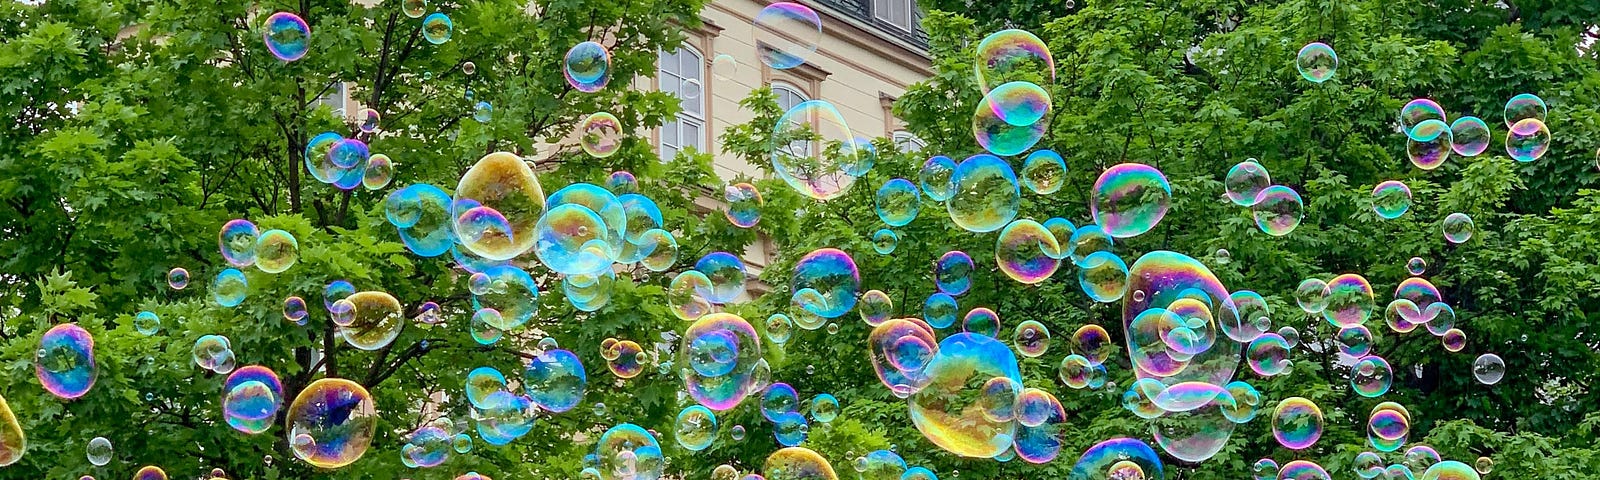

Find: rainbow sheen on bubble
1020;150;1066;194
974;29;1055;92
222;366;284;434
1506;118;1550;162
972;86;1049;156
1068;438;1164;480
1296;42;1337;83
754;3;822;70
1450;117;1491;156
947;154;1020;233
1252;186;1303;236
219;219;260;268
579;112;624;158
1091;164;1171;238
565;41;611;92
962;308;1000;337
680;314;764;411
525;348;587;413
765;447;837;480
919;155;957;201
421;13;452;44
1372;181;1412;220
263;12;310;62
1226;160;1271;206
773;100;865;200
286;378;376;469
868;318;937;397
36;323;97;399
1079;251;1130;303
934;250;975;296
1442;213;1474;244
908;333;1021;458
1272;397;1323;450
875;179;921;227
1407;120;1452;170
455;152;545;261
724;183;764;228
1503;93;1546;128
995;219;1061;284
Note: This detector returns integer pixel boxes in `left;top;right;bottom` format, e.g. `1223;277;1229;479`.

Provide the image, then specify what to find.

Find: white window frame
772;82;813;158
658;46;706;161
893;131;927;153
315;82;347;117
873;0;918;32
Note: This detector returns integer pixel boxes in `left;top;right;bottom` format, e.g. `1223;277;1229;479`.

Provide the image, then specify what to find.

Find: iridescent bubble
1337;325;1374;357
85;435;111;466
765;314;795;344
1079;251;1129;303
605;340;646;379
1068;225;1114;267
1226;160;1272;206
453;433;473;453
1279;460;1331;480
362;154;394;190
1474;457;1492;474
36;323;96;399
674;405;718;451
475;391;536;446
995;219;1062;284
388;184;454;256
1247;333;1290;376
287;378;376;469
947;154;1020;233
1254;459;1281;480
1322;274;1375;328
1450;117;1491;156
858;289;894;326
212;268;249;308
404;425;451;468
1473;353;1505;385
1355;451;1385;479
1020;150;1066;194
1407;257;1426;275
1272;397;1323;450
1442;213;1474;244
1295;42;1337;83
1220;381;1263;423
875;179;921;227
1042;218;1076;258
356;108;381;133
694;252;748;304
455;152;546;261
765;447;837;480
934;250;974;296
1148;386;1237;462
1419;461;1480;480
1442;328;1467;352
761;383;801;421
919;155;957;201
901;467;936;480
525;348;586;413
962;308;1000;337
168;267;189;290
340;291;406;351
1279;326;1301;348
754;3;822;69
923;293;958;329
1013;391;1066;463
1372;181;1412;220
773;411;810;446
638;229;679;272
1091;164;1170;238
1368;402;1411;452
972;84;1049;155
1058;354;1095;389
1067;438;1165;480
473;101;493;123
465;366;509;409
219;219;259;268
421;13;452;44
1252;186;1303;236
1405;446;1442;473
872;229;899;255
1012;320;1051;357
578;112;625;158
130;310;161;336
403;0;427;18
974;29;1055;92
1072;324;1113;366
1399;99;1447;136
1506;118;1550;162
1407;120;1452;170
680;314;764;411
134;466;167;480
263;12;310;62
908;333;1020;458
1351;355;1394;397
1227;291;1272;343
1121;378;1165;419
1503;93;1546;128
720;183;764;228
772;100;865;200
222;366;284;434
712;54;738;80
562;41;613;92
605;171;638;195
809;393;839;422
1424;302;1456;336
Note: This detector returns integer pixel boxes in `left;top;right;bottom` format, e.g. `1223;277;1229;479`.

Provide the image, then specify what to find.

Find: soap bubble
1503;93;1546;128
947;154;1020;233
1450;116;1491;156
1321;274;1375;328
792;248;860;319
1506;118;1550;162
974;29;1055;92
995;219;1062;284
36;323;97;399
1337;325;1374;357
1020;150;1066;194
972;83;1048;156
1472;353;1505;385
525;348;587;413
1068;438;1165;480
695;252;748;304
875;179;921;227
340;291;406;351
421;13;452;44
919;155;957;201
962;307;1000;337
1372;181;1412;220
86;436;112;465
1090;164;1170;238
1252;186;1303;236
1295;42;1337;83
1225;160;1271;206
1012;320;1051;357
565;42;612;92
1351;356;1393;397
934;250;974;296
1368;402;1411;452
263;12;311;62
222;366;284;434
859;290;894;326
363;154;393;190
674;405;718;451
754;3;822;70
580;112;625;158
713;54;738;79
286;378;377;468
1406;120;1452;170
168;267;189;290
725;183;764;228
219;219;260;267
872;229;899;255
809;393;839;422
772;100;866;200
1068;225;1114;266
133;311;161;336
1442;213;1474;244
455;152;546;261
764;447;837;480
1078;252;1129;303
923;293;959;329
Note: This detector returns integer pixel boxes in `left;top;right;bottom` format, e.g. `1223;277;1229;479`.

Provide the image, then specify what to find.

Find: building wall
654;0;933;182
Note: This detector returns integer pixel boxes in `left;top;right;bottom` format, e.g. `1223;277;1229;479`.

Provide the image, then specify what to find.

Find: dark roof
809;0;929;50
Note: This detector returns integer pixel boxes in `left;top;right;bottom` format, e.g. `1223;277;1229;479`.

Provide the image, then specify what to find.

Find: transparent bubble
858;290;894;326
873;179;921;227
973;83;1048;155
1506;118;1550;162
695;252;748;304
1068;225;1114;266
1400;99;1447;136
1441;328;1467;352
1020;150;1066;194
1450;117;1491;156
1372;181;1412;220
1322;274;1375;328
1473;353;1505;385
1337;326;1374;357
1296;278;1328;313
754;3;822;69
1091;164;1170;238
947;154;1020;232
211;268;249;308
1295;42;1337;83
995;219;1062;284
1407;120;1452;170
724;183;764;228
919;155;957;201
402;0;427;18
962;308;1000;337
1474;457;1492;474
1442;213;1474;244
923;293;959;329
680;78;703;100
565;41;611;92
674;405;718;451
713;54;738;80
219;219;260;268
131;311;161;336
1071;324;1113;366
1225;160;1271;206
1247;333;1290;376
1253;185;1303;236
421;13;452;44
974;29;1055;92
1503;93;1546;128
86;436;112;466
167;267;189;290
1254;459;1280;480
934;250;974;296
773;101;865;200
872;229;899;255
1351;355;1393;397
908;334;1020;457
473;101;493;123
1078;252;1129;303
287;378;376;468
263;12;310;62
1272;397;1324;450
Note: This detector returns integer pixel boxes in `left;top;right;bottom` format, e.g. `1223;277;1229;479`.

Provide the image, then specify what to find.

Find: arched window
658;45;705;161
893;131;926;153
771;82;812;159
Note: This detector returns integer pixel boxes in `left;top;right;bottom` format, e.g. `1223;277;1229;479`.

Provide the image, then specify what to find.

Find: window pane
662;121;680;146
662;145;678;161
684;121;703;150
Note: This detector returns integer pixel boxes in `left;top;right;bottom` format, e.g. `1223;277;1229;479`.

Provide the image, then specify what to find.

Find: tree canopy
2;0;1600;479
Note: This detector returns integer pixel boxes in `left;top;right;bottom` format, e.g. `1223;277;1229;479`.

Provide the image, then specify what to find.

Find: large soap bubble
947;154;1020;233
455;152;545;260
286;378;376;469
908;333;1022;458
773;100;866;201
